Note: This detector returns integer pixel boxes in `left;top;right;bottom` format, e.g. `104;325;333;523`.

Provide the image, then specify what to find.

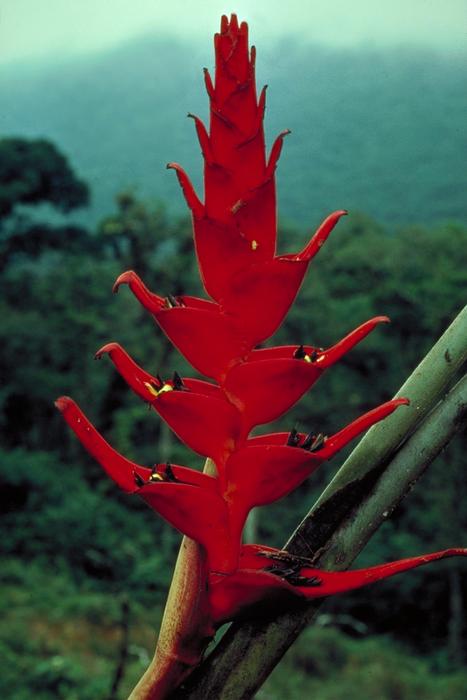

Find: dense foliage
1;139;466;698
0;137;89;217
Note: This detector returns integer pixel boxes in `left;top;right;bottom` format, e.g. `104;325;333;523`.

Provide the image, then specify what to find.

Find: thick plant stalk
130;460;217;700
180;308;467;699
129;538;208;699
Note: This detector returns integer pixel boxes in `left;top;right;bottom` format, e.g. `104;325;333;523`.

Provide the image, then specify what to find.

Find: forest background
1;4;467;698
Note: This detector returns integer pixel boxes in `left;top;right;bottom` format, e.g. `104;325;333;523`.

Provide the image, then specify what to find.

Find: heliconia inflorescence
56;14;467;699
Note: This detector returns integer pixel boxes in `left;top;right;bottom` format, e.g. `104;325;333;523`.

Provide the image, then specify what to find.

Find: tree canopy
0;137;89;218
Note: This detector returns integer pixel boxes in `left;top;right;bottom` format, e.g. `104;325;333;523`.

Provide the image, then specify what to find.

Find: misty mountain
1;34;465;228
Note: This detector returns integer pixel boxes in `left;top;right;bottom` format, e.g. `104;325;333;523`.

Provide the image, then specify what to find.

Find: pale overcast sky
1;0;466;66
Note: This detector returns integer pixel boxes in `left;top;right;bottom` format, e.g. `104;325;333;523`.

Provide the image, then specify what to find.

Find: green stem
313;303;467;504
180;306;467;700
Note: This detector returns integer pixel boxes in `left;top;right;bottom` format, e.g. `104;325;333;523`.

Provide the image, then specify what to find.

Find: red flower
94;316;390;463
168;15;345;340
54;392;467;624
56;14;467;698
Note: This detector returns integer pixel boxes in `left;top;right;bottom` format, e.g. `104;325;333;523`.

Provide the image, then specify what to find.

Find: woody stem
129;459;217;700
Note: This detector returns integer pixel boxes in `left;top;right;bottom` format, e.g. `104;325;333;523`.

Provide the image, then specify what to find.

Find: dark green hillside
1;36;465;227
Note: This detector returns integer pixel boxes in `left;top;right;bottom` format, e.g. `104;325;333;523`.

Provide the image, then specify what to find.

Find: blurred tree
0;137;89;218
0;138;92;271
97;190;201;294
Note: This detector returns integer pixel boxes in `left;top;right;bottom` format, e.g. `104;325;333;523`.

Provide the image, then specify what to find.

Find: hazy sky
1;0;466;65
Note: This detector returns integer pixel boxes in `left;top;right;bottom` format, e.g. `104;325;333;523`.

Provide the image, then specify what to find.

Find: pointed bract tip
443;547;467;557
298;209;349;262
165;162;204;218
395;397;410;407
330;209;348;221
95;342;119;360
330;208;348;224
230;14;239;31
55;396;74;413
113;270;135;294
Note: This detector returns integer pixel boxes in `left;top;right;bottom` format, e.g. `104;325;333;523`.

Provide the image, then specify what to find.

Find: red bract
224;398;409;521
198;209;346;343
56;13;467;699
168;179;347;341
56;392;409;573
95;343;241;464
209;545;467;625
56;387;412;587
222;316;389;425
55;396;237;573
113;270;249;380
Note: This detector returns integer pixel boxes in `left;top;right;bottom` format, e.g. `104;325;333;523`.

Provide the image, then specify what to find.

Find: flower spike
171;10;346;340
56;15;466;698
